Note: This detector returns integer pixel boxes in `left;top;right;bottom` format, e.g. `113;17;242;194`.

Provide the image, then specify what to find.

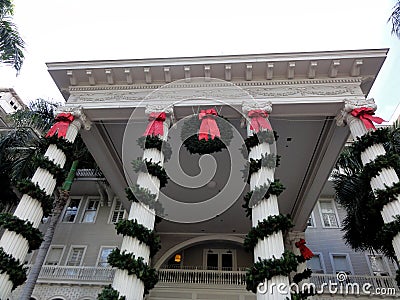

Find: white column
242;102;289;300
0;110;89;300
338;98;400;259
112;107;172;300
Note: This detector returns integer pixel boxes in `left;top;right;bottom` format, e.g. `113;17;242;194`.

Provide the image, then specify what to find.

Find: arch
48;297;66;300
154;234;244;269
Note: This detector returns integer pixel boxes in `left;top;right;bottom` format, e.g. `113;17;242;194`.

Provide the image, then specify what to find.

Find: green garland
42;135;74;158
115;219;161;257
374;182;400;210
31;155;66;186
241;131;278;156
379;215;400;245
108;248;158;295
0;213;43;251
0;247;27;290
126;185;164;216
180;114;233;155
292;268;313;284
137;136;172;162
97;285;126;300
131;158;169;188
242;154;280;183
244;214;293;251
361;153;400;182
16;179;53;217
351;128;390;158
242;180;286;218
245;250;299;293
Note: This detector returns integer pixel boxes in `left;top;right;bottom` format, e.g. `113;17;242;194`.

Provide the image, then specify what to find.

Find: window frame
61;196;83;223
306;251;326;274
80;196;101;223
365;254;392;276
96;246;115;267
108;197;126;224
329;253;354;275
65;245;87;267
307;211;316;228
318;199;341;228
44;245;65;266
202;248;237;271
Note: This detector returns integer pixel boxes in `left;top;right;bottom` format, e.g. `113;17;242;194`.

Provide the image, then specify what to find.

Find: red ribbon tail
198;120;210;141
143;121;155;136
46;122;69;138
250;119;260;133
300;246;314;260
258;117;272;131
208;119;221;140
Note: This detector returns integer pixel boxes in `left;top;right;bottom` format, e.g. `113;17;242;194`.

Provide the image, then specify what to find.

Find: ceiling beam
105;69;114;85
308;61;317;79
144;67;152;84
184;66;191;82
204;65;211;81
266;63;274;80
351;59;363;76
67;70;77;86
86;70;96;85
164;67;171;83
225;64;231;81
246;64;253;81
329;60;340;78
287;62;295;79
125;68;133;84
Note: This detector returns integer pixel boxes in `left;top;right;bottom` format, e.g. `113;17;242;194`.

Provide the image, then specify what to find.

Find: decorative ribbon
143;112;166;136
248;110;272;132
46;113;74;138
295;238;314;260
198;109;221;141
350;107;385;130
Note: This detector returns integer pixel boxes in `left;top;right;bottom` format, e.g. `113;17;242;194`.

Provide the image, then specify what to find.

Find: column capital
145;104;173;115
241;100;272;115
56;106;92;130
336;98;376;127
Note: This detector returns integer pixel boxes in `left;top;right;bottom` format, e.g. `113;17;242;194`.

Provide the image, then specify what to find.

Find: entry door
204;249;236;271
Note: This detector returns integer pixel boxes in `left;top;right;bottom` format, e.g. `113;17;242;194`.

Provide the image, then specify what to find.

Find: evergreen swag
245;250;299;293
131;158;168;188
97;285;126;300
361;153;400;181
137;136;172;162
351;128;390;158
115;219;161;257
32;155;66;185
243;180;285;217
292;268;313;284
126;185;164;215
375;182;400;208
42;135;74;158
16;179;53;217
180;114;233;155
241;131;278;155
244;214;293;251
108;248;158;295
0;213;43;251
242;154;281;183
379;215;400;245
0;247;27;290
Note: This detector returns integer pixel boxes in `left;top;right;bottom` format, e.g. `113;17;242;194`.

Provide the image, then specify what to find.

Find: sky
1;0;400;121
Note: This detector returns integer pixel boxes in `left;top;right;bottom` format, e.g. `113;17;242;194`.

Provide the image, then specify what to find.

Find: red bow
46;113;74;138
248;110;272;132
295;238;314;260
198;109;221;141
143;112;166;136
351;107;385;130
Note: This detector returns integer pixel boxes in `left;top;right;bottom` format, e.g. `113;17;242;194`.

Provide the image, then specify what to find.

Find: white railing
158;268;246;285
33;265;115;283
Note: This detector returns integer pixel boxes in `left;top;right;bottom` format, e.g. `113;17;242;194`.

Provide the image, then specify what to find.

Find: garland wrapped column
242;102;290;300
337;99;400;258
110;106;172;300
0;108;90;299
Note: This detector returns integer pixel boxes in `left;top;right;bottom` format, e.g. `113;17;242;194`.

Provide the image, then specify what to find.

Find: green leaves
0;247;27;290
131;158;168;188
242;154;280;183
137;136;172;162
16;179;53;217
97;285;126;300
242;131;278;155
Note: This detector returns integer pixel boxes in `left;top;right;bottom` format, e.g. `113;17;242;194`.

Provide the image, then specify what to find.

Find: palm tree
390;1;400;38
0;0;25;72
332;123;400;259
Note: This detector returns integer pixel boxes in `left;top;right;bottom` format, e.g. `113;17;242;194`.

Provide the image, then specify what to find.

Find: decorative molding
225;64;232;81
287;62;295;79
266;63;274;80
145;104;174;116
308;61;317;79
246;64;253;81
163;67;171;83
351;59;363;77
86;70;96;86
329;60;340;78
242;101;272;114
56;106;92;130
125;68;133;84
335;98;376;127
105;69;114;85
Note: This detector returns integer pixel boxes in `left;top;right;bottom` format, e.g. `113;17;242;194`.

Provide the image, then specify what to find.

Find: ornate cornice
242;101;272;114
57;106;92;130
335;98;376;127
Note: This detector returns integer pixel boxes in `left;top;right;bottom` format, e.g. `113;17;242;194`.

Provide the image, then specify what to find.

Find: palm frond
389;1;400;39
0;16;24;71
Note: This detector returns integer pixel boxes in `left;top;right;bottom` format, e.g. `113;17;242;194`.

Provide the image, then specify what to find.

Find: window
331;254;353;275
203;249;236;271
319;200;339;228
307;212;315;227
97;247;114;267
66;246;86;266
81;197;100;223
62;197;82;223
109;198;126;223
45;246;64;265
367;255;389;276
307;253;325;273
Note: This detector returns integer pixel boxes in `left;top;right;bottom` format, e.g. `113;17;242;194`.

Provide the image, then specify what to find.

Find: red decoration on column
248;110;272;132
46;113;75;138
350;107;385;130
198;109;221;141
143;112;166;137
295;238;314;260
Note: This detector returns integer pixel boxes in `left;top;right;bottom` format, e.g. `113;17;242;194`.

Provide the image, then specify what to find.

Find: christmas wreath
180;109;233;155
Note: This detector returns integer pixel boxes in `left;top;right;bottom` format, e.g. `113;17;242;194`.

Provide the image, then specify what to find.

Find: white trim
80;196;101;223
307;211;316;228
365;254;392;276
306;251;326;274
49;297;67;300
65;245;87;266
43;244;65;266
96;246;116;267
329;253;354;275
108;196;126;224
61;196;84;223
318;199;341;228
